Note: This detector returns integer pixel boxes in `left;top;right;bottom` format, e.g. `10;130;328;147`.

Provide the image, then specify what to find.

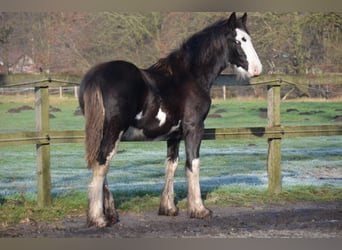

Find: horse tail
80;81;105;169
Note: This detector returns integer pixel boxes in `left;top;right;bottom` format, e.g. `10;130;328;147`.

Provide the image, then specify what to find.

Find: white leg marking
160;157;179;214
88;131;123;227
88;165;107;227
156;107;167;126
186;158;205;210
105;131;123;166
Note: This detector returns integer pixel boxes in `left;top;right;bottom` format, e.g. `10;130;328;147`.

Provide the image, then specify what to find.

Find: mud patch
73;107;83;116
208;114;222;118
208;108;227;118
7;105;33;113
1;201;341;238
334;115;342;122
299;110;325;115
50;106;61;113
257;108;267;119
214;108;227;114
306;166;342;180
286;108;299;113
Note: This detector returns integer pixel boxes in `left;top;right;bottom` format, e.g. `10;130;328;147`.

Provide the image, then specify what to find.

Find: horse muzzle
248;62;262;77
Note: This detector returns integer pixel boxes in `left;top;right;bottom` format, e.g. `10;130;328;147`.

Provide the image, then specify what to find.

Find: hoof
103;184;119;226
87;216;108;228
104;208;119;226
158;206;179;216
188;207;213;219
87;212;119;228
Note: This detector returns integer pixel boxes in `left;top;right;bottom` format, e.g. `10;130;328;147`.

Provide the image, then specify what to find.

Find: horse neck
188;49;229;92
148;40;229;93
180;35;229;92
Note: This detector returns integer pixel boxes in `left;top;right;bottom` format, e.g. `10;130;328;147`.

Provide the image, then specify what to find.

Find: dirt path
1;201;341;238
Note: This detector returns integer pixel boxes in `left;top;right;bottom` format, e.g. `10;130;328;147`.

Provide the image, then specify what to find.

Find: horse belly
122;119;181;141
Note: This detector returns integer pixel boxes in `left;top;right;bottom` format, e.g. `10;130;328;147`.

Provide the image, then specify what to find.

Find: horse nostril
253;64;262;76
254;68;260;76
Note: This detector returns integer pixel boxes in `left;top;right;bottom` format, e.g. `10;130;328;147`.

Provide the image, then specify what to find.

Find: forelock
235;17;249;34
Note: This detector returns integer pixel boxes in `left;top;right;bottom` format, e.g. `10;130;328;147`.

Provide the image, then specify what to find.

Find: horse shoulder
183;80;211;115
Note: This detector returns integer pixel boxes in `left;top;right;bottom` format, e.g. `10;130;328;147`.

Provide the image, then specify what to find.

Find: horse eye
242;37;247;42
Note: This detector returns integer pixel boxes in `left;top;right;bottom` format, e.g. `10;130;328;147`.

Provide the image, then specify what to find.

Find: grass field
0;94;341;224
1;94;341;131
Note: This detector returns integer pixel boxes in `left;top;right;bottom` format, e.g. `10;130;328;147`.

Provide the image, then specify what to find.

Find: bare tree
1;12;340;75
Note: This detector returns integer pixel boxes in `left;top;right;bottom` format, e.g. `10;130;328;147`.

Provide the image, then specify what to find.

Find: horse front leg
186;158;212;218
159;138;181;216
184;123;212;219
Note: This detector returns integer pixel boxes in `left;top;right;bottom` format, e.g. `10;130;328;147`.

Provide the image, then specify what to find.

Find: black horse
79;12;262;227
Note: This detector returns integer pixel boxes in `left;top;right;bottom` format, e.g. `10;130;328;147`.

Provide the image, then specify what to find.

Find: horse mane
148;55;175;75
148;17;234;78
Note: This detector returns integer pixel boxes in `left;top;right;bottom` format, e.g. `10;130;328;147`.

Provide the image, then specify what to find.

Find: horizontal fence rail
0;75;341;206
1;125;341;146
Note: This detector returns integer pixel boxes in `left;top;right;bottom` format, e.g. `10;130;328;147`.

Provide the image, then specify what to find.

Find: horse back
79;60;147;125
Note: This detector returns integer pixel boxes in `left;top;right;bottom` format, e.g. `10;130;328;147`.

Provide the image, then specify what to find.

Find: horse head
226;12;262;79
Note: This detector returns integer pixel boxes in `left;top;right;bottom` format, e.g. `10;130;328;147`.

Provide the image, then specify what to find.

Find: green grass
1;95;341;133
0;95;83;132
204;185;342;207
0;95;341;227
206;99;342;128
0;191;87;226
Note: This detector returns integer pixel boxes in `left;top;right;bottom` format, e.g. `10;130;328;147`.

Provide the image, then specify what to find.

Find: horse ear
227;12;237;29
241;12;248;25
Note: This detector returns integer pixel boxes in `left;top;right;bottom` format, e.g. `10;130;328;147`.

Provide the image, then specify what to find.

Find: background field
0;95;341;200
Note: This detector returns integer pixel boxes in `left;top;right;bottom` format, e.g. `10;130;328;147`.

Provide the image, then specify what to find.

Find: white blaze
235;28;262;78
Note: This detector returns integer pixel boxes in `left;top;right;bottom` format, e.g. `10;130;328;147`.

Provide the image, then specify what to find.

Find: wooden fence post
267;81;282;194
35;85;52;206
222;86;226;100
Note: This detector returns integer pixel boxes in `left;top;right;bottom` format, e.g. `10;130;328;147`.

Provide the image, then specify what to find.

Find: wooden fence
0;75;341;207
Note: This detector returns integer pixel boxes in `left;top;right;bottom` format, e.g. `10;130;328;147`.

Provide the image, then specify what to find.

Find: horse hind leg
88;163;110;227
87;127;123;227
159;157;179;216
159;139;180;216
103;176;117;224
